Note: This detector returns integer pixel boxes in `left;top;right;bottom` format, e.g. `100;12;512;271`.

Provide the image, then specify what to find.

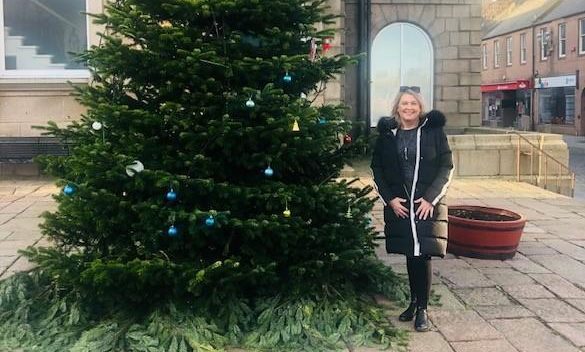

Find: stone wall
449;133;570;179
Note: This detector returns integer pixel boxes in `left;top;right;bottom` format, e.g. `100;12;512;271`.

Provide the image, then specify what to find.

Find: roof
536;0;585;24
483;0;561;39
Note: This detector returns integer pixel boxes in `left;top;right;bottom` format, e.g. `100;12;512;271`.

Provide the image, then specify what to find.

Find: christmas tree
0;0;407;350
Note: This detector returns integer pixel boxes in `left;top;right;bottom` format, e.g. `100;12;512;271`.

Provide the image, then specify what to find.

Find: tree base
0;270;408;351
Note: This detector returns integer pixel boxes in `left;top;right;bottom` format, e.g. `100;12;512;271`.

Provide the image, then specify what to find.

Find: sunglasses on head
399;86;420;93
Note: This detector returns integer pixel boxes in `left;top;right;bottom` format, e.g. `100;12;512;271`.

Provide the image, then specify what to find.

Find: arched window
370;22;434;127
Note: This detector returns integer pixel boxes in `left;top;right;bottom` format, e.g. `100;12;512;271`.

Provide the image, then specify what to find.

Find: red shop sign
481;80;531;92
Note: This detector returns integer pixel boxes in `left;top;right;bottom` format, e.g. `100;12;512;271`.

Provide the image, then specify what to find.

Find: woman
371;87;453;332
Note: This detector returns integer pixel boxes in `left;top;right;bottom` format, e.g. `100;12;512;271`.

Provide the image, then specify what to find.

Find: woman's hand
389;197;409;218
414;198;434;220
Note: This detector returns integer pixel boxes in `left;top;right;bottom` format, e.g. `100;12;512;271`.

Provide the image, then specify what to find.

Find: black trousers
406;255;432;309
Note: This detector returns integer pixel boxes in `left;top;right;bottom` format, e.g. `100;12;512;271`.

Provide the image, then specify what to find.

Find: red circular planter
447;205;526;260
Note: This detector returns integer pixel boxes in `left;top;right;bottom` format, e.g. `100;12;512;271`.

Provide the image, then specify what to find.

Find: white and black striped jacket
371;110;454;257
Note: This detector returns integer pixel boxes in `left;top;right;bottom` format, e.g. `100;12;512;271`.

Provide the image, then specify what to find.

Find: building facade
482;0;585;135
344;0;482;130
0;0;104;138
0;0;482;144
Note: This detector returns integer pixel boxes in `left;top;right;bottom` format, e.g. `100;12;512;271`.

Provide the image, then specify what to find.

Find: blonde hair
390;90;426;127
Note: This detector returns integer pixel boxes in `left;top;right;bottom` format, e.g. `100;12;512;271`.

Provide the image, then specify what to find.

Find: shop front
481;80;532;129
534;74;576;134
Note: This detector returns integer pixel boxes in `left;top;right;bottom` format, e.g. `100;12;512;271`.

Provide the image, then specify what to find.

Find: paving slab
493;318;580;352
460;257;510;268
530;255;585;288
433;258;476;271
474;305;535;320
0;201;35;215
479;268;535;286
519;231;559;241
568;299;585;314
0;255;17;268
501;284;556;299
522;223;548;233
431;310;502;342
0;213;15;225
453;287;513;306
541;239;585;261
407;331;454;352
511;198;569;219
519;298;585;323
534;223;585;240
529;274;585;299
517;242;559;256
432;284;466;310
451;339;519;352
548;323;585;347
437;268;495;288
507;255;551;274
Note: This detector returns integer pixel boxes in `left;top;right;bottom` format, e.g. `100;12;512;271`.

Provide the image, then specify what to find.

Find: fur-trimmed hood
377;110;446;134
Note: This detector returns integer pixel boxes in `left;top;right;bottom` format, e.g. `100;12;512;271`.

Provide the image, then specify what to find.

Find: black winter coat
371;110;454;257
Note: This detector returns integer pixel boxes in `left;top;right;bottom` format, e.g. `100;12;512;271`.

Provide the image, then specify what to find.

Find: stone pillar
313;0;345;106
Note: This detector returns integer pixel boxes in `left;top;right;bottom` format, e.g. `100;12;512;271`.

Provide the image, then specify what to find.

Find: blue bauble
318;118;327;124
205;215;215;227
246;98;255;108
166;190;177;201
63;184;75;196
264;166;274;177
167;225;178;237
283;74;292;83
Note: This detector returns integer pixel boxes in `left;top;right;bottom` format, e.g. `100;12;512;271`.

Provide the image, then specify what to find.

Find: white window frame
520;33;527;64
370;22;434;127
506;36;512;66
559;23;566;58
482;43;488;70
494;40;500;68
580;18;585;54
0;0;91;79
540;28;548;61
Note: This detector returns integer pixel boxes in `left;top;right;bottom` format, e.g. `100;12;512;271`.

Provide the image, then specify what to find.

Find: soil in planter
449;209;519;222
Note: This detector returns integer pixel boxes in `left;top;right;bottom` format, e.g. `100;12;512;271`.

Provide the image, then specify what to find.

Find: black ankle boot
398;301;417;321
414;308;429;332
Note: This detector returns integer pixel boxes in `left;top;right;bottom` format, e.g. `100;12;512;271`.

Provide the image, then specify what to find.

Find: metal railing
509;131;575;197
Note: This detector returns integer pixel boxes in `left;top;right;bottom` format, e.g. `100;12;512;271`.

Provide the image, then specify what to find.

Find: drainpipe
531;26;536;131
358;0;370;135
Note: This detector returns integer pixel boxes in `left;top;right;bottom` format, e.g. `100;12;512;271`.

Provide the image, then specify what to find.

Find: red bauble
343;134;352;144
322;38;333;53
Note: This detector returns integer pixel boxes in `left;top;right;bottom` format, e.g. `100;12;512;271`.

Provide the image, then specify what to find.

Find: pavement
2;177;585;352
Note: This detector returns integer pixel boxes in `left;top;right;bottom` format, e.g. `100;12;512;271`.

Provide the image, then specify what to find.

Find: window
540;28;549;60
0;0;89;78
580;19;585;54
559;23;566;58
520;33;527;64
370;22;434;127
506;37;512;66
494;40;500;68
482;43;488;69
538;87;575;124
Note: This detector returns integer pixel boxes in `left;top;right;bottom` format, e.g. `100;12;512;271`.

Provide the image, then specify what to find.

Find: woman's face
397;93;421;125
